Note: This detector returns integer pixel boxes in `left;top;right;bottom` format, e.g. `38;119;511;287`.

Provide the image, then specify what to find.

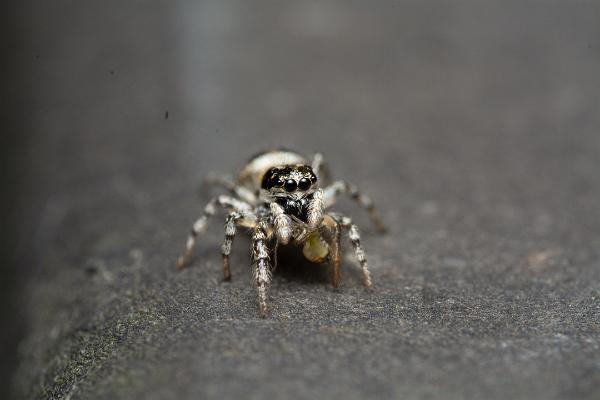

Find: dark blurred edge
1;3;29;399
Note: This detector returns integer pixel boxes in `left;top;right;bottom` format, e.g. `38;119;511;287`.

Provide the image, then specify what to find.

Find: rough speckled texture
8;1;600;399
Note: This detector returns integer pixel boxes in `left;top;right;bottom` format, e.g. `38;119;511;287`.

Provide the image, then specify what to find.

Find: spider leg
319;214;342;288
270;202;292;244
221;211;244;281
330;213;373;288
311;153;324;179
323;180;387;233
176;195;252;270
271;240;280;271
311;153;332;183
306;188;324;230
252;221;272;317
204;172;257;204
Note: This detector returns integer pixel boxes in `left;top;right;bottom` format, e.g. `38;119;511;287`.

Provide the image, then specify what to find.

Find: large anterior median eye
298;178;311;191
284;179;297;192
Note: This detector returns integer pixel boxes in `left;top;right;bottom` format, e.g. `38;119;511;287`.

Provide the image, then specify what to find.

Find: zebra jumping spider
176;149;386;317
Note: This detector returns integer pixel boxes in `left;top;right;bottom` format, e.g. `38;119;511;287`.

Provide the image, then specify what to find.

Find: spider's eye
274;177;285;187
261;168;283;190
298;178;311;191
284;179;297;192
269;174;285;188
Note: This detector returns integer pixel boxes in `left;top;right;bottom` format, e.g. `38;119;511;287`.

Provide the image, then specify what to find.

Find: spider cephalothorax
262;165;318;223
176;149;386;317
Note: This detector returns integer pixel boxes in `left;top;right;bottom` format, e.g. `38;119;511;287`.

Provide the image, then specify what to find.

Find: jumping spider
176;149;386;317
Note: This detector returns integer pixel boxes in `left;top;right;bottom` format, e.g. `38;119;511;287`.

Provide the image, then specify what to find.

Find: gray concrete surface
8;1;600;399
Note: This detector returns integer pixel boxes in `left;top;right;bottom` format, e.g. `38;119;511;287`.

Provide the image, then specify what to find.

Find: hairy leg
252;221;272;317
320;214;342;288
270;202;292;244
323;180;387;233
330;213;373;288
221;211;243;281
291;188;325;245
311;153;332;183
204;172;257;204
307;188;324;230
176;195;252;269
311;153;324;179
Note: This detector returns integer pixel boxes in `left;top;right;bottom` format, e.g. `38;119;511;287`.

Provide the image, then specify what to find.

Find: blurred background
3;1;600;399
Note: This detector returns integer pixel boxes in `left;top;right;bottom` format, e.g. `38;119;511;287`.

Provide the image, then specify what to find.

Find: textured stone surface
8;1;600;399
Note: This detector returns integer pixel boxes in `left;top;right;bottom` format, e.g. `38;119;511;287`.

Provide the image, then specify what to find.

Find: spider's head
261;165;318;197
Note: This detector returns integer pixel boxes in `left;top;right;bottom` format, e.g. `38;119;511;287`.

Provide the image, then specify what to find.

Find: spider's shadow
272;244;331;285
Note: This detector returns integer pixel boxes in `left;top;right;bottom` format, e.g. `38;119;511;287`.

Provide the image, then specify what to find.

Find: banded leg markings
221;211;242;280
331;213;373;288
176;195;251;269
252;222;272;317
324;181;387;233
